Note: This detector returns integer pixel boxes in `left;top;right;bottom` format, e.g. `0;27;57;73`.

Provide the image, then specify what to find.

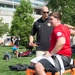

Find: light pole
13;0;14;10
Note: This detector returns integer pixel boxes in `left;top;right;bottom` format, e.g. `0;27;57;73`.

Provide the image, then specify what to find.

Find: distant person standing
11;36;16;46
12;37;20;58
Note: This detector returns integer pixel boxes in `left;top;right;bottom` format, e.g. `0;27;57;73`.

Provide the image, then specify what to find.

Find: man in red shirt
49;24;72;57
34;12;75;75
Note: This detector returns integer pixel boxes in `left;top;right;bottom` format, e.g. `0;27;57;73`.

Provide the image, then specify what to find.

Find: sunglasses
49;18;53;20
43;12;49;14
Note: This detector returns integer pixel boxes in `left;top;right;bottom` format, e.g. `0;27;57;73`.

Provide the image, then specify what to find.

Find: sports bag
9;64;28;71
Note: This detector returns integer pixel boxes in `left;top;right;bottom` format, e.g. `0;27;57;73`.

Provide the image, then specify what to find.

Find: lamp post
13;0;14;10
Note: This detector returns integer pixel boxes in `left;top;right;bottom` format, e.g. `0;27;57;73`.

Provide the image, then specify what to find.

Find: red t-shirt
49;24;72;57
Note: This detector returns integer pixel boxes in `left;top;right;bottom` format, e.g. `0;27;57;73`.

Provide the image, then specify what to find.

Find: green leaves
47;0;75;26
10;0;34;46
0;18;9;37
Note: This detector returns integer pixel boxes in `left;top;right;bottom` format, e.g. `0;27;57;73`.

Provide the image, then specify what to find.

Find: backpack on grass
9;64;28;71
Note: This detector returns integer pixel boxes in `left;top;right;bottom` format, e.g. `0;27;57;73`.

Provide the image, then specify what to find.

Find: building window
6;0;20;2
0;3;16;8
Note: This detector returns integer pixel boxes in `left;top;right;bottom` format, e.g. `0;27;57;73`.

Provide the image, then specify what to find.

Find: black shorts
38;55;71;72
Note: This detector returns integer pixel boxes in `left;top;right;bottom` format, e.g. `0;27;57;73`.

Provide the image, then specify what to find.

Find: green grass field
0;46;75;75
0;46;35;75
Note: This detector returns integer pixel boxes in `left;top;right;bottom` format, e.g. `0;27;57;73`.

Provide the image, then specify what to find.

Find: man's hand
29;43;38;47
44;51;52;57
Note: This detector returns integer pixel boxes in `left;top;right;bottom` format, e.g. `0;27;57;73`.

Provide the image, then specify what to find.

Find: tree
47;0;75;26
0;18;9;37
10;0;34;46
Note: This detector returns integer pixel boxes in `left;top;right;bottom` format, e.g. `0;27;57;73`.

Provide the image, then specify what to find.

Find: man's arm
64;24;75;35
70;29;75;35
45;37;65;57
64;24;75;29
50;37;65;56
29;35;37;46
29;35;34;45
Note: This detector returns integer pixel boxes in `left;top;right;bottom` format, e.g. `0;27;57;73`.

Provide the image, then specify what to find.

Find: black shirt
14;39;19;47
30;17;53;51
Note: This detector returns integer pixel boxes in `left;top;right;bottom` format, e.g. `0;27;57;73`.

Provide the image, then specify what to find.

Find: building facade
0;0;46;28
